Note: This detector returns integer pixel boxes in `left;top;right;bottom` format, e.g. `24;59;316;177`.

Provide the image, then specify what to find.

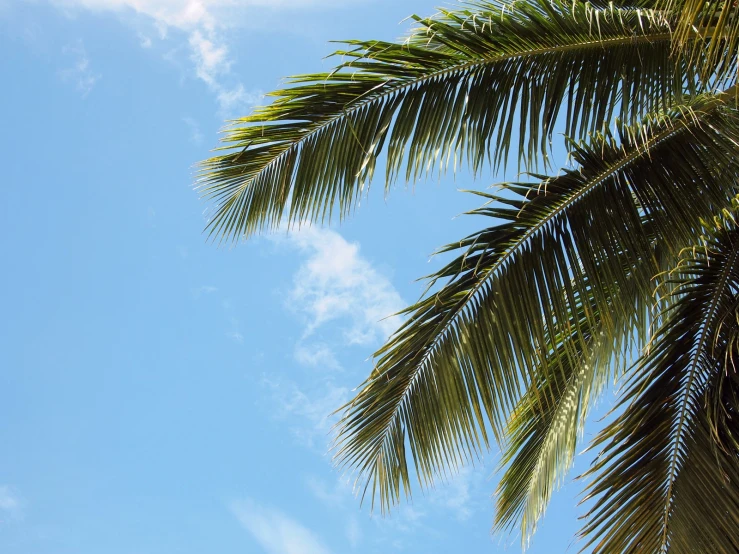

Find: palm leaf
580;226;739;553
333;97;739;513
493;240;664;543
197;0;691;242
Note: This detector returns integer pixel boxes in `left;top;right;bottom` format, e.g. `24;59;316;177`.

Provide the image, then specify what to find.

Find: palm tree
197;0;739;551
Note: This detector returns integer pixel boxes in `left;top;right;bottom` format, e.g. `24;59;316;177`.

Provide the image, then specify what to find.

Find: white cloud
279;227;405;346
60;40;100;97
231;499;332;554
226;330;244;343
138;31;152;47
0;486;22;522
430;466;480;521
294;343;340;371
261;375;348;449
0;487;19;512
182;116;203;144
256;227;404;451
188;28;227;84
47;0;273;114
215;83;263;115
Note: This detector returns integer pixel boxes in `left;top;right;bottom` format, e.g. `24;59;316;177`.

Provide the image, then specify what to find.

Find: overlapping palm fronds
198;0;739;550
334;97;739;513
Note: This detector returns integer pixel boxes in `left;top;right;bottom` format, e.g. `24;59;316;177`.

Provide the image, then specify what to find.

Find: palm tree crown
197;1;739;551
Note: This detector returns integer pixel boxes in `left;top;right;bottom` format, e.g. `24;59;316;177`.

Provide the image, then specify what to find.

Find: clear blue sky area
1;1;611;552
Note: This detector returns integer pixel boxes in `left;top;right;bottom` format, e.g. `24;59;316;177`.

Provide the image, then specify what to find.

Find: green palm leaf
197;0;691;243
666;405;739;553
580;227;739;553
333;97;739;513
494;246;661;543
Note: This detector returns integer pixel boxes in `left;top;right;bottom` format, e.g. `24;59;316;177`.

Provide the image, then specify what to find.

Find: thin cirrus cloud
293;342;340;371
181;116;203;144
281;226;405;346
260;374;348;449
49;0;260;113
59;39;100;97
46;0;357;113
0;485;22;521
257;227;404;451
231;499;333;554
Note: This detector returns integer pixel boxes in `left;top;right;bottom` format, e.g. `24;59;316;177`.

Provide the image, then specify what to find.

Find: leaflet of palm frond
580;227;739;553
197;0;693;243
333;99;739;513
668;0;739;84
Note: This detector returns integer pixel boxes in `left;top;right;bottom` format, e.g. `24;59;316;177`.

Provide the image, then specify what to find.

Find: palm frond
197;0;690;242
334;97;739;513
580;227;739;553
493;247;659;543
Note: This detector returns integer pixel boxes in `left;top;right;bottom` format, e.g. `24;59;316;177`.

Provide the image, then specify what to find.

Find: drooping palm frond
580;227;739;553
197;0;694;243
333;98;739;512
493;242;663;543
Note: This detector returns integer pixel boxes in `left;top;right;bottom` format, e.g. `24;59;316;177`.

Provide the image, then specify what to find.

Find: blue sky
0;1;608;552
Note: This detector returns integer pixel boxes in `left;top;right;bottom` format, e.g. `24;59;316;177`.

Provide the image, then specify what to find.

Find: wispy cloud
182;116;203;144
430;466;487;522
278;227;405;346
191;284;218;298
261;375;348;449
231;499;333;554
138;31;152;48
294;343;340;371
60;40;100;97
187;28;260;114
48;0;272;113
257;227;404;451
0;486;22;522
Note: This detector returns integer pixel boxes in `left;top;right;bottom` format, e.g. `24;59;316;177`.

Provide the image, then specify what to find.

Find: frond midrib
660;240;739;550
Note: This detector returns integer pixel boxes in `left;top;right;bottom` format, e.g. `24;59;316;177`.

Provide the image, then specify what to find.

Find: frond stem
660;238;739;550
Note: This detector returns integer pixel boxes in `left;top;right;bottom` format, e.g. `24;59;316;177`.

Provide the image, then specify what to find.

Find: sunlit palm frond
197;0;690;242
334;97;739;513
493;240;665;543
580;227;739;553
668;0;739;83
